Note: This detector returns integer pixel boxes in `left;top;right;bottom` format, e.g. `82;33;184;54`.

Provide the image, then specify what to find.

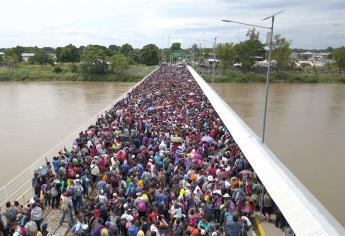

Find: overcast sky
1;0;344;49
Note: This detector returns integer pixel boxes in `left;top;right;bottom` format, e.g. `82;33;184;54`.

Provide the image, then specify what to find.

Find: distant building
253;60;277;68
293;52;334;67
21;52;35;62
0;52;4;57
206;58;220;65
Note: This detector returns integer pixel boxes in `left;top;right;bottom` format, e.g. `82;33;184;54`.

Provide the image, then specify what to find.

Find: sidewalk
253;213;285;236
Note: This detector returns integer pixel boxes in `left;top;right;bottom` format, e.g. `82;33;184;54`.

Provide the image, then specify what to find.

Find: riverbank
1;64;344;83
0;64;156;81
202;70;345;83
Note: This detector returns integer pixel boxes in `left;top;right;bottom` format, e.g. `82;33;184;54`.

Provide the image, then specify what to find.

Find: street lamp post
222;10;284;143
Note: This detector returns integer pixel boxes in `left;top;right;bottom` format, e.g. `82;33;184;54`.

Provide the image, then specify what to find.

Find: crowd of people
0;65;292;236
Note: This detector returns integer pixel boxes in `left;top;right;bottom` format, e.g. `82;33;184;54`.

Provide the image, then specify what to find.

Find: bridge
0;65;344;235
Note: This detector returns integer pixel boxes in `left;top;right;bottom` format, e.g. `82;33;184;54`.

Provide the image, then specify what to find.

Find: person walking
59;190;74;227
30;203;43;231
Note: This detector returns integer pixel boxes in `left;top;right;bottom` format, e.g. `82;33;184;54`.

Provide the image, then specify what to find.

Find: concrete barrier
187;66;345;236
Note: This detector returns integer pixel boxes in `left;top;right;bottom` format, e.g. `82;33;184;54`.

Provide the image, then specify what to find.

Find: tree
56;44;80;62
127;49;141;64
30;50;52;66
333;47;345;75
3;46;25;62
80;45;108;75
110;53;129;74
234;28;266;71
272;35;292;74
108;45;121;55
4;48;20;68
235;40;265;70
0;53;4;66
170;42;181;51
246;27;260;40
140;44;160;66
120;43;134;56
216;43;236;70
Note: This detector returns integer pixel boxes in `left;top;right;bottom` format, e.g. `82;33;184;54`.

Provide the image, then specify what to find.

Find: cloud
0;0;344;49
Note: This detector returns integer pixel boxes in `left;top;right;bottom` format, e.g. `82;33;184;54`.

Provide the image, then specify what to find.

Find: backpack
61;197;70;211
137;200;147;212
74;185;83;197
7;207;17;222
51;185;58;197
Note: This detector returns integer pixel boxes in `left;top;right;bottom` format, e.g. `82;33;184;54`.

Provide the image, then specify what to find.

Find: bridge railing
187;66;345;236
0;67;158;208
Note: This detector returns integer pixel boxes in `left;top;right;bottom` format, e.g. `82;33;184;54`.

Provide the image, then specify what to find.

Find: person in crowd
12;64;289;236
30;203;43;231
59;190;74;227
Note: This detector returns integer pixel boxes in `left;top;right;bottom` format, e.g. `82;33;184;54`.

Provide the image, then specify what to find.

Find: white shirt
121;212;134;222
150;224;160;236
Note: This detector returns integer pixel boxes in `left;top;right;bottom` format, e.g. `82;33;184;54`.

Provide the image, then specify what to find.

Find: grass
202;70;345;83
0;63;157;82
1;63;344;83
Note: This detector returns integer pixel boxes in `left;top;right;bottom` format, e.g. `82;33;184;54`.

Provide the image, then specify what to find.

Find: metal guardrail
187;66;345;235
0;67;159;208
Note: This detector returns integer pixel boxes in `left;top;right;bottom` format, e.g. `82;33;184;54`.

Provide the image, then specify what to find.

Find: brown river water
0;81;344;227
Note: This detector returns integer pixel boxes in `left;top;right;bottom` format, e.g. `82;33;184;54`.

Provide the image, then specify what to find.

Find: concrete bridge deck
1;65;344;235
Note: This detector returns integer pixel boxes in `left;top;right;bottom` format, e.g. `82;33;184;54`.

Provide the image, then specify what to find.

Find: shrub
53;67;62;73
68;64;78;73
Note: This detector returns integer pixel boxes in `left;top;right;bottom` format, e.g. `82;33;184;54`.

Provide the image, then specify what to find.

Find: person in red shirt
148;207;159;223
207;164;216;177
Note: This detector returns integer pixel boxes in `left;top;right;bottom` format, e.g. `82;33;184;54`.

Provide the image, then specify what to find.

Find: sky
0;0;344;49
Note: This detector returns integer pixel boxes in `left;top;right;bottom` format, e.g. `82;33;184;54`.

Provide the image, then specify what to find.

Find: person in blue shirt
52;157;60;174
127;221;139;236
97;179;107;192
136;163;144;175
121;161;130;176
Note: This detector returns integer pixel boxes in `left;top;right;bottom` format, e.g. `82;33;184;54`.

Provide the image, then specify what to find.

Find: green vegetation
0;64;156;81
0;33;344;83
140;44;160;66
333;47;345;74
272;35;292;74
202;70;345;83
0;43;160;81
201;27;345;83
